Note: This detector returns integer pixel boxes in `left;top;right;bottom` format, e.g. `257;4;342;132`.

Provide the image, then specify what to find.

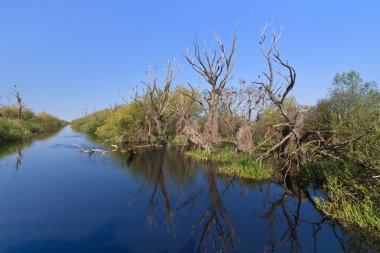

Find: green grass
218;158;273;180
315;182;380;237
185;148;242;162
185;149;212;161
170;137;188;147
186;148;273;180
311;164;380;238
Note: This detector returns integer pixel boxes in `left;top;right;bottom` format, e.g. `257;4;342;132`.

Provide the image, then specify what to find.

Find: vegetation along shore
0;86;68;144
68;28;379;239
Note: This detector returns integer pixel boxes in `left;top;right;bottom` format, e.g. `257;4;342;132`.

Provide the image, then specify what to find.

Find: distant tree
138;61;176;146
11;85;25;120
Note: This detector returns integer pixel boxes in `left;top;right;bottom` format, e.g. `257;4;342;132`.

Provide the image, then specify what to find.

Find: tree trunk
18;106;23;120
154;116;167;146
236;122;253;153
278;108;309;165
203;92;219;150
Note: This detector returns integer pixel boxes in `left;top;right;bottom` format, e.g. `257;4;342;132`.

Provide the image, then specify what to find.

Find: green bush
71;109;110;134
0;118;28;141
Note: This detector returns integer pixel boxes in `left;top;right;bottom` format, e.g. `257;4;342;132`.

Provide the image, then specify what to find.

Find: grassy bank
301;159;380;239
185;148;273;181
0;107;67;143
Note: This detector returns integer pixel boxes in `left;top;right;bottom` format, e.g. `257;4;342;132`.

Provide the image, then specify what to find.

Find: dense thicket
303;71;380;237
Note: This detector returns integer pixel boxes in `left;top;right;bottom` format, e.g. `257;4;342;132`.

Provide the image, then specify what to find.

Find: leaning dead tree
254;26;309;169
255;26;373;173
137;61;176;146
183;32;237;150
11;85;25;120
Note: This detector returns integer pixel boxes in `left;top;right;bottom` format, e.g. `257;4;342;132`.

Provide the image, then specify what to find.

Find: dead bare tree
11;85;25;120
0;96;2;117
254;26;374;176
138;61;176;146
219;81;265;153
170;86;198;137
254;26;309;169
183;32;237;150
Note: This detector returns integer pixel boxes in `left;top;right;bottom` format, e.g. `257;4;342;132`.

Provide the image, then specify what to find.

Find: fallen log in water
72;143;108;155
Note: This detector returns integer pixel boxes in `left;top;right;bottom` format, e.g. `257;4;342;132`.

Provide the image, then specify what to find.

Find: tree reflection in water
146;151;173;230
121;149;379;253
124;149;236;252
178;163;236;252
0;145;24;178
124;149;199;233
15;149;22;172
258;176;379;253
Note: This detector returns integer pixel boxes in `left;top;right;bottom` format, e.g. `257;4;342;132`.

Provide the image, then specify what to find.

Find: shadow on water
0;128;378;252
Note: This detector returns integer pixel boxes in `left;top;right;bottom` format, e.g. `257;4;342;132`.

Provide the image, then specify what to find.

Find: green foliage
0;106;35;120
71;109;110;134
305;71;379;170
302;71;380;238
185;149;211;161
185;148;242;163
96;103;146;143
0;107;67;143
0;106;20;119
0;118;28;141
212;149;244;163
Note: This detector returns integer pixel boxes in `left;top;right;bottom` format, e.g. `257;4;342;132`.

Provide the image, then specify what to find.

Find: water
0;127;375;253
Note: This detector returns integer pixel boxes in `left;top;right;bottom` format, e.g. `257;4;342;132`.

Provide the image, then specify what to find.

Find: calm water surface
0;127;376;253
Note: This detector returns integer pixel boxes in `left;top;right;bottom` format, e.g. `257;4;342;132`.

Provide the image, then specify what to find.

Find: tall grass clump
218;157;273;180
186;148;273;180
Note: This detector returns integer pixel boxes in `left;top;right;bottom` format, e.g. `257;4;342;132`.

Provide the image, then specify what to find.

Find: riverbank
301;160;380;240
0;110;68;143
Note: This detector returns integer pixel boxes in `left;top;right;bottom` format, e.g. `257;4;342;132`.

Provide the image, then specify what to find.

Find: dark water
0;127;376;253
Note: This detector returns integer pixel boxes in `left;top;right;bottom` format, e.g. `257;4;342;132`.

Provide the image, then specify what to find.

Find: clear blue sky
0;0;379;121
